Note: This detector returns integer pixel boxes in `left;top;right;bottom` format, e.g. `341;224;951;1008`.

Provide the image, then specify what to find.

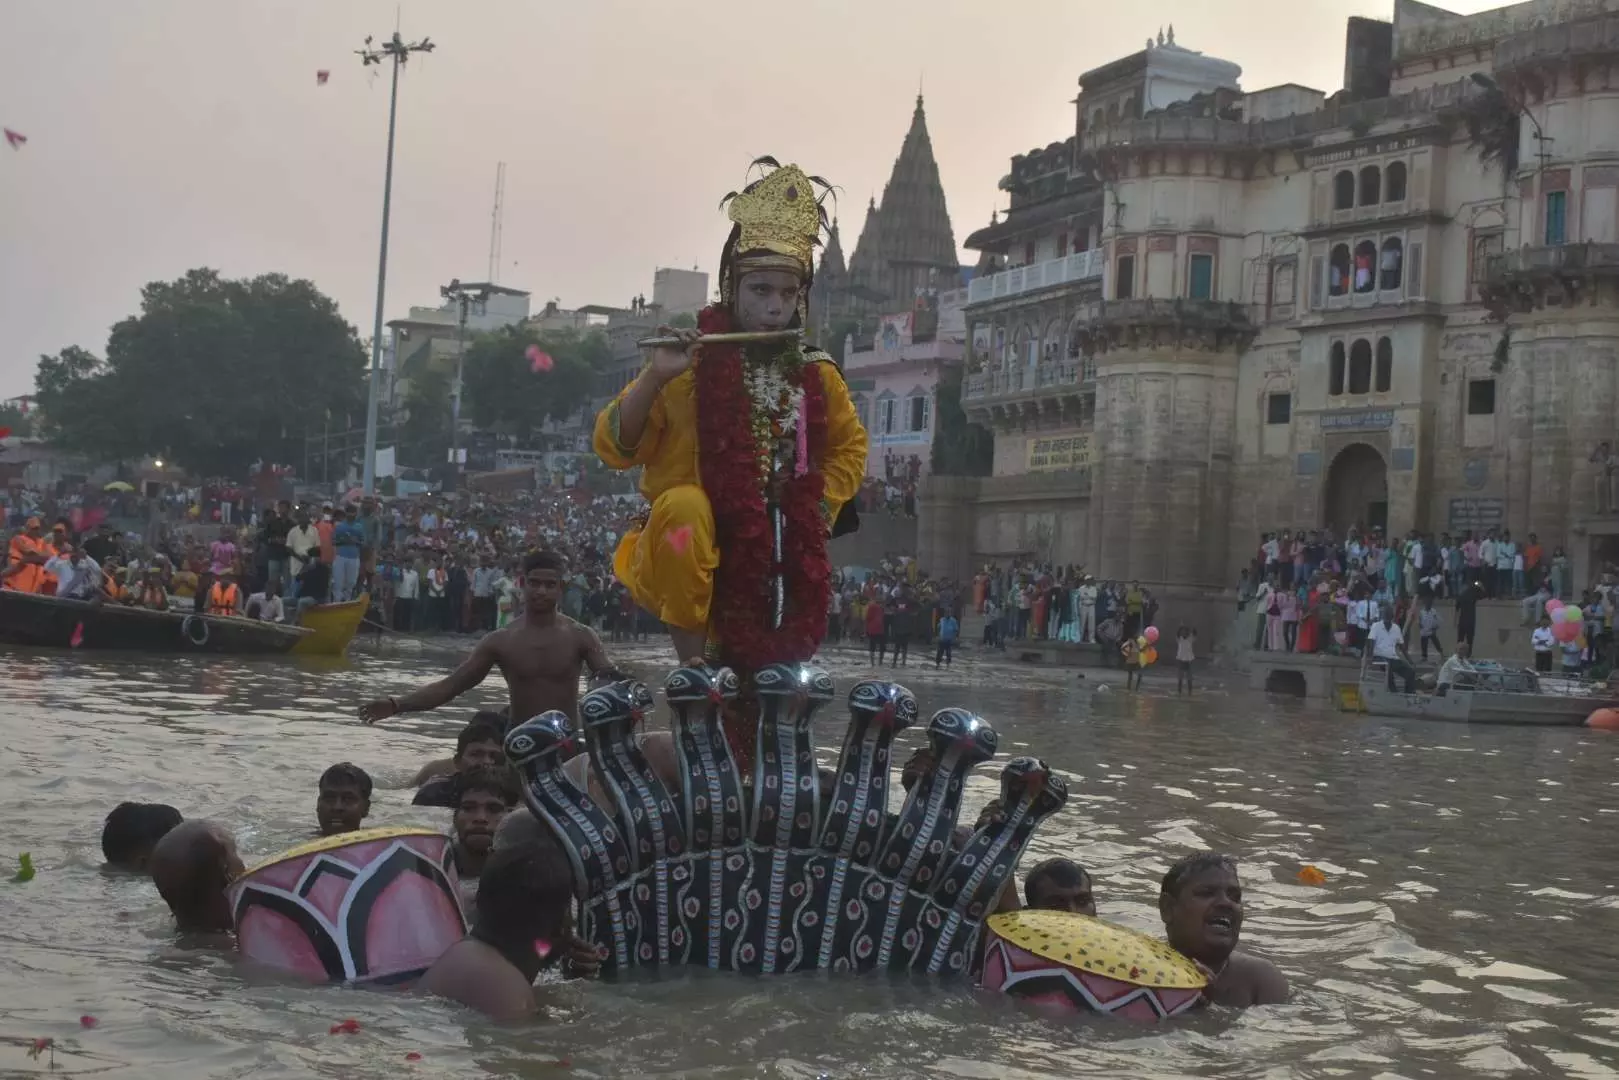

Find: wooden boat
1354;658;1618;725
290;593;368;657
0;589;311;655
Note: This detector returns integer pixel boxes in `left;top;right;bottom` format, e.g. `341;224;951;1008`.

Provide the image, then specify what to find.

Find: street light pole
440;279;494;492
359;31;435;496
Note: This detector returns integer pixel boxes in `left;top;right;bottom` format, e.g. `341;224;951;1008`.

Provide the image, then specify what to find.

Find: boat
0;589;311;655
290;593;368;657
1353;658;1619;725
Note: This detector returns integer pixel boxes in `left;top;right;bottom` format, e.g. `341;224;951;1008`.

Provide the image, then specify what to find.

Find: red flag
0;428;11;440
526;344;554;373
70;623;85;648
316;70;330;85
4;128;26;150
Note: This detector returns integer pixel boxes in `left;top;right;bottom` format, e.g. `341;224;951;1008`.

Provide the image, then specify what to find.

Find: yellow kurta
592;355;867;633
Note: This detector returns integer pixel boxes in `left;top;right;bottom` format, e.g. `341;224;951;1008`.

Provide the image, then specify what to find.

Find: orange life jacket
140;584;168;610
4;534;46;594
207;581;240;616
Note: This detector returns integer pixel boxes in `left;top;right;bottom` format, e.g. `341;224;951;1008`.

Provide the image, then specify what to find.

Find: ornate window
1359;165;1381;206
1374;337;1393;392
1379;237;1404;291
1385;161;1408;203
1348;339;1373;394
1329;342;1346;395
1334;171;1355;211
1353;240;1378;294
1329;244;1351;297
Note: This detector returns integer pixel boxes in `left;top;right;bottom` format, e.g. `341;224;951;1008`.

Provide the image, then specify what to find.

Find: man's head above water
316;762;372;836
1159;852;1243;968
102;802;183;872
149;820;244;934
453;766;520;865
1023;857;1096;916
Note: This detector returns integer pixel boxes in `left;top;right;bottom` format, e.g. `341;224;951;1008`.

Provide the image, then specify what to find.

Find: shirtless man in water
1159;852;1289;1008
360;550;622;733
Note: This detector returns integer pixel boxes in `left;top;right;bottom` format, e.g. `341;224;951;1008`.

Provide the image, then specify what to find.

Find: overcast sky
1;0;1498;398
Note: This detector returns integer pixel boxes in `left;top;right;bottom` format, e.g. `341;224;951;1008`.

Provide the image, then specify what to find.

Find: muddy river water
2;641;1618;1078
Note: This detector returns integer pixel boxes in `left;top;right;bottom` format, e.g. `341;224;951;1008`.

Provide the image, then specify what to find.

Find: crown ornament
720;158;833;278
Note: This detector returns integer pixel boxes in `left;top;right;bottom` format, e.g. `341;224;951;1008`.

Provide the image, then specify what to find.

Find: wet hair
457;715;508;759
1160;852;1238;900
522;550;565;576
1024;857;1091;907
101;802;183;868
454;766;521;808
472;833;577;960
319;762;373;800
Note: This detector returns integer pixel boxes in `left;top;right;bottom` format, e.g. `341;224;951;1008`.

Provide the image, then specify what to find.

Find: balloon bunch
1545;598;1585;644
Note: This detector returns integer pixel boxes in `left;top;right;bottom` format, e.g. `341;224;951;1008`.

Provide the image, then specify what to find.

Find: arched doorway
1325;443;1388;535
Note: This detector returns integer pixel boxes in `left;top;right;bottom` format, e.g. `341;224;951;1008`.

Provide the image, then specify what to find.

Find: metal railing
962;359;1096;401
967;250;1105;305
1485;242;1619;280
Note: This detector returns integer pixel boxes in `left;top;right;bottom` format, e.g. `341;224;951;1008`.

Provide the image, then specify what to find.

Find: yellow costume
592;161;868;638
594;364;865;633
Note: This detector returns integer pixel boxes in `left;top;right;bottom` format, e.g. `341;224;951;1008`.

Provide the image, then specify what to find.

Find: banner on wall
1026;434;1095;472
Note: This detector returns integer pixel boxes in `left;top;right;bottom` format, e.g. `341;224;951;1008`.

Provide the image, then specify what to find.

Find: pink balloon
1547;598;1565;613
1144;626;1160;644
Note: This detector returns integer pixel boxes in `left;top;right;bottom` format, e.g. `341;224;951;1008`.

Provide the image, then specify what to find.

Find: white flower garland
744;363;802;434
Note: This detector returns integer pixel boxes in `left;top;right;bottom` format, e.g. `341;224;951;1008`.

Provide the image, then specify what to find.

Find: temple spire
845;96;961;318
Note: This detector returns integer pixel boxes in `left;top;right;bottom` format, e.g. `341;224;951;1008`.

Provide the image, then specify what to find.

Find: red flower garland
694;305;831;674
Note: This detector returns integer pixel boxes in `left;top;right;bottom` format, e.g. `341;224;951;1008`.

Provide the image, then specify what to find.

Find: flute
636;329;803;349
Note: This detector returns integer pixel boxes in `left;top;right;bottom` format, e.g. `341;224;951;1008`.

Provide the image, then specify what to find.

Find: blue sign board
1320;409;1395;432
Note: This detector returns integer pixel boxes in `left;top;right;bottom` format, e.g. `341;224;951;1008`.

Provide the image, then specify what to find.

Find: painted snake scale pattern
504;663;1068;977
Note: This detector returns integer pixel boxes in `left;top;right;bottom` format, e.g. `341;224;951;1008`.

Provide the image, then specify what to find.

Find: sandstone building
923;0;1619;608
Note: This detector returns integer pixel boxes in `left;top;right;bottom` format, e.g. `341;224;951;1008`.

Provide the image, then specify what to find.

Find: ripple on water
4;646;1619;1077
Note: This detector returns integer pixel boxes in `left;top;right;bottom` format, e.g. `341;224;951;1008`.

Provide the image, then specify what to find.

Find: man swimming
420;832;588;1020
412;714;508;807
101;802;183;872
360;550;623;729
1023;857;1096;916
149;820;244;934
1158;852;1289;1007
315;763;372;836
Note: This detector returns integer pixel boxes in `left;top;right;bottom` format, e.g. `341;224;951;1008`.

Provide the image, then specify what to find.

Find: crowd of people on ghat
1243;524;1619;678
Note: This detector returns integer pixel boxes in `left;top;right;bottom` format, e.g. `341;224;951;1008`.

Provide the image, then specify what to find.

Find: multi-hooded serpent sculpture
503;662;1069;977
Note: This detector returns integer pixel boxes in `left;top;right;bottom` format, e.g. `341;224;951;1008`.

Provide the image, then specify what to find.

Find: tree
0;403;36;439
461;325;605;441
929;366;993;476
399;365;454;467
34;269;366;476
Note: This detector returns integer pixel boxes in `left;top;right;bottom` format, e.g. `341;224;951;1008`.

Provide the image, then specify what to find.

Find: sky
0;0;1504;399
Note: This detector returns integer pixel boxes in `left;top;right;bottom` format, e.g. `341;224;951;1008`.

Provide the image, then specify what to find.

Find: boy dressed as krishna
593;160;868;684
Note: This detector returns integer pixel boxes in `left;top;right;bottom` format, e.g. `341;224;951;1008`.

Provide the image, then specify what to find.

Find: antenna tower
487;161;507;283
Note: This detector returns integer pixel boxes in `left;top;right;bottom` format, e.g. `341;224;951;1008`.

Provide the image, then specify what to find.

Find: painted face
733;269;802;332
454;790;510;856
1160;864;1243;965
524;568;562;613
316;783;370;836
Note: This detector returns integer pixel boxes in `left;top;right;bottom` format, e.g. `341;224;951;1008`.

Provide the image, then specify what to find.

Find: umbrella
103;481;135;492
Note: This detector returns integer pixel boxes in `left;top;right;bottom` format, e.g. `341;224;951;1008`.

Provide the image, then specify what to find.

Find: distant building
385;283;531;406
842;287;968;483
652;267;709;316
927;0;1619;611
821;96;963;338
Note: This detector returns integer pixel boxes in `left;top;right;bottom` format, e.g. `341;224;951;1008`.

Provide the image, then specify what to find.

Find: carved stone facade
922;0;1619;605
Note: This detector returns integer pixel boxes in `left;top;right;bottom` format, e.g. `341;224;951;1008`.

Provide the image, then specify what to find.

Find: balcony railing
967;250;1105;305
1485;242;1619;281
962;359;1096;402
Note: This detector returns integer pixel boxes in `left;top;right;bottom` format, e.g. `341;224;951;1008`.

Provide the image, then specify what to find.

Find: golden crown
722;160;831;277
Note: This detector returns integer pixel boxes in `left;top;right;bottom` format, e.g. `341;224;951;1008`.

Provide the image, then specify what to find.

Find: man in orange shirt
1524;533;1544;592
3;516;50;593
316;504;337;567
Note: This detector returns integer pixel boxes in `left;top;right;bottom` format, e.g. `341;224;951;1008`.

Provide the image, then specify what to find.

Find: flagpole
358;31;434;497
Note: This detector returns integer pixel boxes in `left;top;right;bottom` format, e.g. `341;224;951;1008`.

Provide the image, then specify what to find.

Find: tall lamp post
359;31;435;496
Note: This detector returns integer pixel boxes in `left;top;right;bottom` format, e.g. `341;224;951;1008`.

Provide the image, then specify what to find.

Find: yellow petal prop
985;909;1207;989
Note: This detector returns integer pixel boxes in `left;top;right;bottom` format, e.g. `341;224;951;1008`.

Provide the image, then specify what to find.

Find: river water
3;641;1618;1078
